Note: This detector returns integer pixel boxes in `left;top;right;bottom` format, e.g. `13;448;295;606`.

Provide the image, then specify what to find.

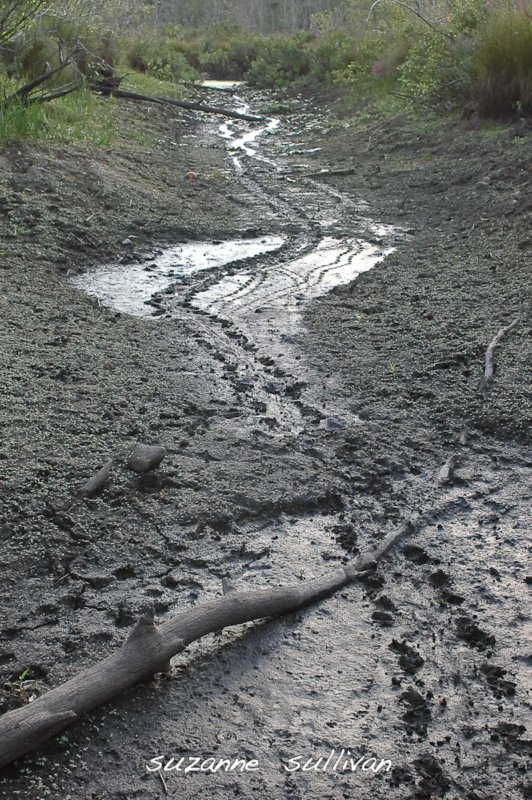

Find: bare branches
366;0;454;41
0;0;47;46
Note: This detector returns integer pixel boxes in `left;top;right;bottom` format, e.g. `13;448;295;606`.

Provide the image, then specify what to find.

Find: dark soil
0;87;530;800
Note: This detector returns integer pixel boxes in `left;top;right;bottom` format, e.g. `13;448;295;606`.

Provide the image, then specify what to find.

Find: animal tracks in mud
60;89;532;800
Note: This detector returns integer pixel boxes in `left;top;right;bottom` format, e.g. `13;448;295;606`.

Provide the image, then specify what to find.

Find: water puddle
218;97;280;173
200;80;245;91
192;236;394;333
71;236;284;317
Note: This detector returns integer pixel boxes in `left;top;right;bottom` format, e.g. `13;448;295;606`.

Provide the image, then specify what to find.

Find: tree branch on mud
478;320;519;394
0;519;417;769
1;65;262;123
104;88;264;121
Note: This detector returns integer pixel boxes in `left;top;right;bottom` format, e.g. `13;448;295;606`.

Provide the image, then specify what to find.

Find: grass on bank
0;71;189;147
0;1;530;147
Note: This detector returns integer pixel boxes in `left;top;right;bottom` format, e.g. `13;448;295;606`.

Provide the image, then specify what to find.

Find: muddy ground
0;86;530;800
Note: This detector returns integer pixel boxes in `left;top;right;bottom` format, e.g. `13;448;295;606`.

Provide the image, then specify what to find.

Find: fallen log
105;88;264;122
31;81;83;105
0;61;75;110
0;518;416;770
478;319;518;394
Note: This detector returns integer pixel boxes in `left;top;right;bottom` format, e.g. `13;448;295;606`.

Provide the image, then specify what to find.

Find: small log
478;319;518;394
0;518;416;769
31;82;83;105
106;88;264;122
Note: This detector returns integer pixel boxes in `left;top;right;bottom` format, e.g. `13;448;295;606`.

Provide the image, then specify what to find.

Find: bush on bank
0;1;530;146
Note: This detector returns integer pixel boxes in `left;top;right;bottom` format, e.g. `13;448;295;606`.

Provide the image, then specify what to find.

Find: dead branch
31;81;82;105
0;61;74;108
106;88;264;122
478;320;518;394
0;518;416;770
5;60;72;103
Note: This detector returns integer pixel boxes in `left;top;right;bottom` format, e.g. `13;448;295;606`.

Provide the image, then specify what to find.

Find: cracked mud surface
0;87;531;799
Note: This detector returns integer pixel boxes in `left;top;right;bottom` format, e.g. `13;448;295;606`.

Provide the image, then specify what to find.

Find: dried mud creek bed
0;87;531;799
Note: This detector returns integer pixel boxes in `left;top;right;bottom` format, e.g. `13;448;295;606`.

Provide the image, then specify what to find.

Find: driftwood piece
31;81;83;105
478;320;518;394
106;88;264;122
0;518;416;769
81;458;113;497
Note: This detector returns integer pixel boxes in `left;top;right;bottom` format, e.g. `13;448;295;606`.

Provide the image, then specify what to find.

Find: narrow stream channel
62;88;531;800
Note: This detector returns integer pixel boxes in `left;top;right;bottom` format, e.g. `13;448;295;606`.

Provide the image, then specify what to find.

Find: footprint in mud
455;615;496;651
494;722;531;756
429;569;465;605
480;662;516;698
403;544;431;565
371;594;397;626
389;639;425;674
413;754;450;798
358;569;385;593
429;568;450;587
399;686;432;737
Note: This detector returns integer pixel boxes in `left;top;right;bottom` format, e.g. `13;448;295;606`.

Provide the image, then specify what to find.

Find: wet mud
0;86;530;799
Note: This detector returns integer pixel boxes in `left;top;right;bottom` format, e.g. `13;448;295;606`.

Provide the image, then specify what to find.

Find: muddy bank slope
303;107;531;445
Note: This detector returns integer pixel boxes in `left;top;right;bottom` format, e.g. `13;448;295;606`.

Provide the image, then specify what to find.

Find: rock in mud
127;444;166;474
81;458;113;496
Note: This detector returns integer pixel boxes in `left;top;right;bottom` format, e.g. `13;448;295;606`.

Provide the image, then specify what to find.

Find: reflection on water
71;236;284;317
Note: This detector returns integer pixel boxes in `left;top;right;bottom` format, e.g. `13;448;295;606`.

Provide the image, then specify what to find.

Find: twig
478;320;519;394
301;167;355;179
157;770;168;795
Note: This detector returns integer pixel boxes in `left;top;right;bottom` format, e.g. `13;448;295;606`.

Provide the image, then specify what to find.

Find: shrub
125;37;199;82
246;34;312;87
474;4;532;117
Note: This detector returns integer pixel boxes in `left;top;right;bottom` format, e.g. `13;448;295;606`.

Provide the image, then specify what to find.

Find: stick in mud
0;517;418;769
478;319;518;394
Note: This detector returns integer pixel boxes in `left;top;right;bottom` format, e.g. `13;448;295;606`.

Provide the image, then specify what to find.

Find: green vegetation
0;79;118;146
0;0;530;147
